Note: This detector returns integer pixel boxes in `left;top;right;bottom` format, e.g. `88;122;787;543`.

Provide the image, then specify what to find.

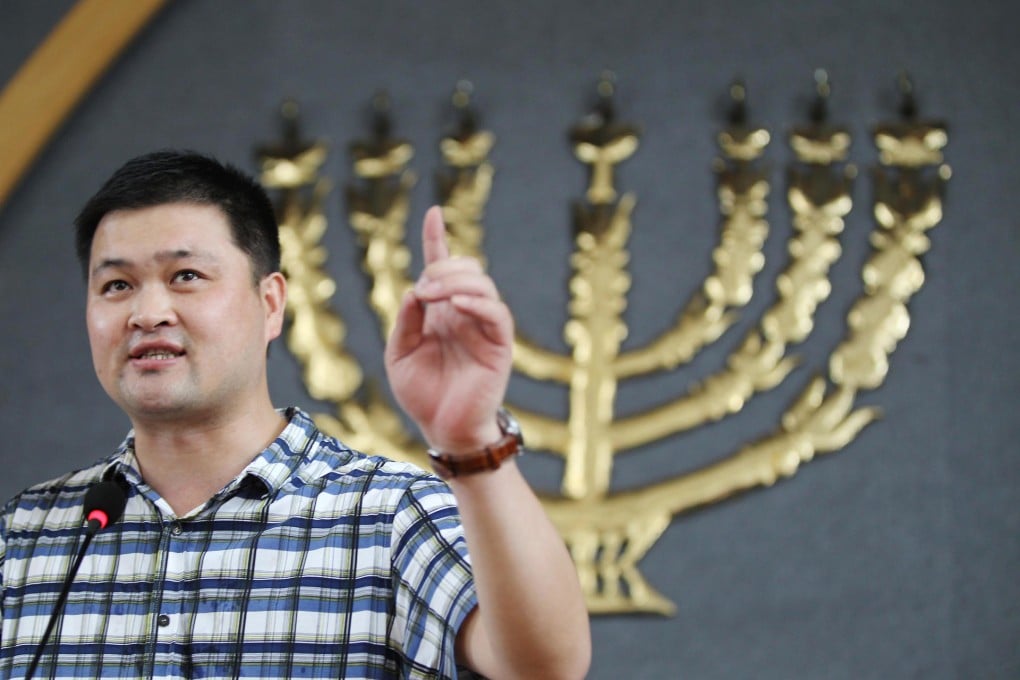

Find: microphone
83;481;127;534
25;481;127;680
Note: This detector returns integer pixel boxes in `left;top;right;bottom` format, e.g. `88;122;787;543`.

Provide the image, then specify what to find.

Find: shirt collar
243;407;323;495
99;407;325;501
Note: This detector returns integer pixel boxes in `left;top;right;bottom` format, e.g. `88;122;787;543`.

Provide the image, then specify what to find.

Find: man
0;151;590;679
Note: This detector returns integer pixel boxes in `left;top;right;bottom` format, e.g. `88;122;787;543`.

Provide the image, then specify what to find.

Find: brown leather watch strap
427;431;522;479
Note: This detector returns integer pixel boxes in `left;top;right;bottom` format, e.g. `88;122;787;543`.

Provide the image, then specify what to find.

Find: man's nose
128;285;177;330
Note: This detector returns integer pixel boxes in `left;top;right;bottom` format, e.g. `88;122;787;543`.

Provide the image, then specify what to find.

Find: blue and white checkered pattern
0;408;478;679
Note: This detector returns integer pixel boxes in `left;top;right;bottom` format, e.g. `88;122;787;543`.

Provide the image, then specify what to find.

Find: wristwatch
427;408;523;479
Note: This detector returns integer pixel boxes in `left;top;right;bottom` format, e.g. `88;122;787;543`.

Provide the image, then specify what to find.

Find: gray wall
2;1;1018;677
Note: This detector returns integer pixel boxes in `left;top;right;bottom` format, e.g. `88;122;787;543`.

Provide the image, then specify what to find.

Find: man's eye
101;280;130;294
173;270;200;283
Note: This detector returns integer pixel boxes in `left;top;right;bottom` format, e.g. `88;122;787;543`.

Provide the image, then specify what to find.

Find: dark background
2;1;1018;677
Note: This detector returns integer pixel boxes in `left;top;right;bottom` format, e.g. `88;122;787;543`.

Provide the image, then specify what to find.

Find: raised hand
386;208;591;678
384;207;514;454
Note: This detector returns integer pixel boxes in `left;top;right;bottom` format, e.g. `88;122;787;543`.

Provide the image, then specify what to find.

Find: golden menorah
255;72;949;615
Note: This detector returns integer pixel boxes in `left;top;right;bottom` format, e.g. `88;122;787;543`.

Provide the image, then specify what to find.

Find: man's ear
261;272;287;343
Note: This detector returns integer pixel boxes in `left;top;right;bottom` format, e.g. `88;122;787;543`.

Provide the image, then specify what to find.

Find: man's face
86;202;285;425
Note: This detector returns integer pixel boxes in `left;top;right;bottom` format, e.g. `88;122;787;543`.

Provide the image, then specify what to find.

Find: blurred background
1;1;1018;677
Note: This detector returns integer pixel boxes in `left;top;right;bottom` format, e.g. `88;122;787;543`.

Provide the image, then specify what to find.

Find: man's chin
117;392;196;422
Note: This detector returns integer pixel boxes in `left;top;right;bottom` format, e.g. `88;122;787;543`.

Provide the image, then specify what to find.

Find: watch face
497;407;523;443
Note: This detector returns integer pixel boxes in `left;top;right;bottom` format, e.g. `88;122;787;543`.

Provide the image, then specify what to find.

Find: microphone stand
25;518;105;680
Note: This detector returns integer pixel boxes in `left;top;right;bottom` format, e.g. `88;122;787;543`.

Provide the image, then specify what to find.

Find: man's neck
130;403;288;516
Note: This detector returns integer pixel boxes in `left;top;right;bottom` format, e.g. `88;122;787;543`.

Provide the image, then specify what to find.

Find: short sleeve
389;477;478;679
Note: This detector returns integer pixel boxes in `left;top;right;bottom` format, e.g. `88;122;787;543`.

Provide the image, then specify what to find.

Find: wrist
423;423;503;457
426;408;523;479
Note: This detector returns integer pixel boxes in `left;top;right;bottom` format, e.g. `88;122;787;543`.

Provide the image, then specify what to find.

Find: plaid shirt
0;408;478;679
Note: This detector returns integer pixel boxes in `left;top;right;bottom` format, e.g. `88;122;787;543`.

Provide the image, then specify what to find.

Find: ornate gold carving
611;80;770;380
437;81;493;264
347;92;416;340
257;74;948;615
258;101;361;404
831;75;949;389
596;77;853;456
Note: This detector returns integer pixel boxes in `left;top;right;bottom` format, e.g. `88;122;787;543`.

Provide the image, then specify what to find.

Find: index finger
422;206;450;266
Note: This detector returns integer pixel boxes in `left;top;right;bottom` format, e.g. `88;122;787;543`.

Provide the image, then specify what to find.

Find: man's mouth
129;344;186;362
134;350;182;360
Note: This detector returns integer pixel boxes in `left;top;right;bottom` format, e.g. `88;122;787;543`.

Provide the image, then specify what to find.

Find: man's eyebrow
90;249;217;277
91;258;122;276
154;248;213;264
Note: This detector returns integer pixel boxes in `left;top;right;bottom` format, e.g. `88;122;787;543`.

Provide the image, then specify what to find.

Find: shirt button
170;521;183;535
157;614;171;627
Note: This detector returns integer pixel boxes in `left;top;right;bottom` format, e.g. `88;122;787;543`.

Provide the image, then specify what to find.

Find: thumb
385;288;426;363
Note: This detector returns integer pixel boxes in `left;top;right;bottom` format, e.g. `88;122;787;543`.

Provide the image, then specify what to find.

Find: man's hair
74;150;281;282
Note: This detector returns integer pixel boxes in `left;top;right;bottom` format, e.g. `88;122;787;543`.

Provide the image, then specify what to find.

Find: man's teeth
138;351;179;359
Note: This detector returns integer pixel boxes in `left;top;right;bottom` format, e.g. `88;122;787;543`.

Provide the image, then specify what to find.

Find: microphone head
83;481;127;530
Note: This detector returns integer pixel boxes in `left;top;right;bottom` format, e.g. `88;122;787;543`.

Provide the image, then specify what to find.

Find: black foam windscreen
83;481;127;528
